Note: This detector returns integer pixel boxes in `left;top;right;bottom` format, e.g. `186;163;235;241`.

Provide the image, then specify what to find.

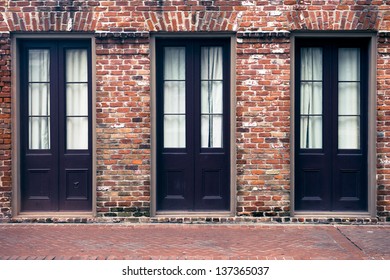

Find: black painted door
20;40;92;211
156;38;230;211
295;38;368;211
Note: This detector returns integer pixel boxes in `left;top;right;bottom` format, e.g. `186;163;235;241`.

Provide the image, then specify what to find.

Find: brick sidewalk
0;224;389;260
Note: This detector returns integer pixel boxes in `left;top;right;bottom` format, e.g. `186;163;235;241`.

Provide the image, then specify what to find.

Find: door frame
150;33;237;217
290;32;377;217
11;33;96;217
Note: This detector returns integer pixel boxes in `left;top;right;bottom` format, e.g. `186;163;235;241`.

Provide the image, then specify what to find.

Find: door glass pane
164;47;185;80
29;117;50;149
300;48;323;149
163;47;186;148
300;116;322;149
66;84;88;115
164;115;185;148
29;83;50;116
300;82;322;114
339;48;360;81
28;49;50;150
338;82;360;115
301;48;322;81
201;81;223;114
29;50;50;82
338;116;360;149
66;49;88;150
338;48;360;149
201;46;223;148
67;117;88;150
66;50;88;82
201;115;222;148
201;47;222;80
164;81;185;114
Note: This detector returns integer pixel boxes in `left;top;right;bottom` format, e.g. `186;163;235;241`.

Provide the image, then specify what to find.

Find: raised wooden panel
26;169;51;199
65;169;89;200
339;170;360;201
201;169;222;198
165;170;185;199
302;169;322;201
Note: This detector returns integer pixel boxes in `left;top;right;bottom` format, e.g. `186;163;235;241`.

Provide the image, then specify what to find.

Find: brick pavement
0;224;388;260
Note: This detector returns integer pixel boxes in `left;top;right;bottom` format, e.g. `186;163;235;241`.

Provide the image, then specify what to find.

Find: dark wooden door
295;38;368;211
20;40;92;211
156;39;230;211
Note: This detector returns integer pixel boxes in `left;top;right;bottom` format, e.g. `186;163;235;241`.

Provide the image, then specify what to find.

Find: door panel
194;154;230;210
157;39;230;212
20;40;92;212
295;38;368;212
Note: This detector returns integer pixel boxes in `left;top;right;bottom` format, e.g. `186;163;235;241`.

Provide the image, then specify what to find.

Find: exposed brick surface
0;32;11;220
0;1;390;222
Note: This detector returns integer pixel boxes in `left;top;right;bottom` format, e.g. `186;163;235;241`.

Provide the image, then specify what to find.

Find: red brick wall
377;34;390;221
0;33;11;219
0;0;389;222
95;36;151;218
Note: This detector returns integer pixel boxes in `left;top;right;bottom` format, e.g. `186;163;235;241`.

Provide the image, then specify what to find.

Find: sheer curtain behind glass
66;49;88;150
338;48;360;149
28;50;50;149
300;48;323;149
163;47;186;148
201;47;223;148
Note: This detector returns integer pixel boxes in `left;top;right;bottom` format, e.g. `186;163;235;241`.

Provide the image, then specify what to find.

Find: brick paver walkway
0;224;389;260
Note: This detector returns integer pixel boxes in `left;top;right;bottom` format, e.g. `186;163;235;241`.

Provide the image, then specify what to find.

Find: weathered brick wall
0;33;11;220
377;34;390;222
236;34;291;218
95;36;151;218
0;0;389;222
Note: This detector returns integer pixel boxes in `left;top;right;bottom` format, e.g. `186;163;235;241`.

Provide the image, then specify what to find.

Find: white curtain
338;48;360;149
300;48;323;149
201;46;223;148
66;49;88;150
163;47;186;148
28;50;50;150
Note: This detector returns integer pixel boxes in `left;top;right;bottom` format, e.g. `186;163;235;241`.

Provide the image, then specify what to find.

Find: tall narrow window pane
28;49;50;150
66;49;88;150
163;47;186;148
201;47;223;148
338;48;360;149
300;48;323;149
